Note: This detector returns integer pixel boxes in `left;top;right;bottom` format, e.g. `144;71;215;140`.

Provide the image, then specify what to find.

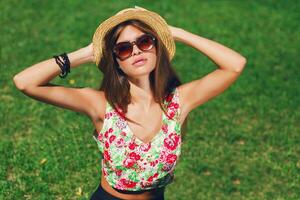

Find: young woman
13;6;246;200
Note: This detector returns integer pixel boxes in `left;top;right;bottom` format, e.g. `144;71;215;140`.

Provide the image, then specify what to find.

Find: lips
132;57;147;65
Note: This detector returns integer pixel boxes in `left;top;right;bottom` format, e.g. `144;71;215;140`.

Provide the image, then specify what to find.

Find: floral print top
92;87;182;191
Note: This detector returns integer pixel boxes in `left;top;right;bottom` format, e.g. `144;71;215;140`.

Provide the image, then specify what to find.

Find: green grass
1;0;300;199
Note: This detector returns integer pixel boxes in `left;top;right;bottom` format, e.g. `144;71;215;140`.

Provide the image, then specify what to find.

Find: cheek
148;55;157;67
146;48;157;67
119;60;132;69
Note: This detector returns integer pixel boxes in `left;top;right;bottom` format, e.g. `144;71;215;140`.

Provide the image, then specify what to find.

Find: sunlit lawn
1;0;299;199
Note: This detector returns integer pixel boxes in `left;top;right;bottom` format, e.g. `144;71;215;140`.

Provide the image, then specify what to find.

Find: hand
168;25;182;41
81;42;95;64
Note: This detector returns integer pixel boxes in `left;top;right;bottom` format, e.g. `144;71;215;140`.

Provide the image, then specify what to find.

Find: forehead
116;25;146;43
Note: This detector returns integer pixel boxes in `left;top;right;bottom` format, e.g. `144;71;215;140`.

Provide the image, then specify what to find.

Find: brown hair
97;19;188;140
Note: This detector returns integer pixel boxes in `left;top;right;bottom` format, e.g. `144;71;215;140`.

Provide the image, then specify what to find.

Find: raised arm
168;25;247;121
12;43;102;119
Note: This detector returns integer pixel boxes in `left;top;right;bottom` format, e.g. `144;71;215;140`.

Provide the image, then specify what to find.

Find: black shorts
90;183;165;200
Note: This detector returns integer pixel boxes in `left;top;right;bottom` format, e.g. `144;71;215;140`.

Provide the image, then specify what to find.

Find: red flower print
106;112;113;119
109;135;116;143
174;103;179;109
168;102;174;108
109;128;113;133
139;143;151;152
105;141;110;148
166;111;175;120
104;131;109;138
123;157;135;168
103;150;111;162
166;93;174;102
119;178;137;188
164;137;178;151
115;169;122;176
128;142;137;150
97;133;103;142
150;160;158;167
121;131;127;136
147;173;159;183
158;150;167;162
169;133;180;144
129;152;141;161
162;124;168;134
115;138;125;148
166;154;177;164
102;167;108;176
147;176;154;182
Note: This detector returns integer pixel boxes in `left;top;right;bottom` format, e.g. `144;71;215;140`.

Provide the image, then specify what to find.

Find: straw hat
92;5;175;66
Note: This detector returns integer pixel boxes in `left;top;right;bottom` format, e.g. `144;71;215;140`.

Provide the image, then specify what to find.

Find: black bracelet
53;55;64;71
58;53;70;78
53;55;67;78
53;52;71;78
60;53;70;73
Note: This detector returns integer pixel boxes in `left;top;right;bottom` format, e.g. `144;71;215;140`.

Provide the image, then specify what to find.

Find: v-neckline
108;87;177;145
124;108;165;145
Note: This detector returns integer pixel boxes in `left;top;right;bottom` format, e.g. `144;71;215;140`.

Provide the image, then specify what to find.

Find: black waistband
112;186;165;195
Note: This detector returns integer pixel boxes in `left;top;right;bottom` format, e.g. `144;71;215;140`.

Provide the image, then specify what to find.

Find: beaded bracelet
53;52;70;78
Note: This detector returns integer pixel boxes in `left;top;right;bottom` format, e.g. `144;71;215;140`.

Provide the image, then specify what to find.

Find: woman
13;6;246;200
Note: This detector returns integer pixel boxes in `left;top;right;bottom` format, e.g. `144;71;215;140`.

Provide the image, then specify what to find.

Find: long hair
96;19;188;140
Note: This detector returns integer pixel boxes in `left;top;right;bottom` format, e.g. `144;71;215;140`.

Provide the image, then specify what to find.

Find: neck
128;76;155;110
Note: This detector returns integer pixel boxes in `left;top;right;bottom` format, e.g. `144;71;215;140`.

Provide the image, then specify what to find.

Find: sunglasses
113;33;156;60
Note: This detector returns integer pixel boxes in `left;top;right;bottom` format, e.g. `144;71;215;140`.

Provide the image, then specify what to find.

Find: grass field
1;0;300;199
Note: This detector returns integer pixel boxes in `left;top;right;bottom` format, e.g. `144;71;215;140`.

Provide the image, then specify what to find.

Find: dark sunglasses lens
115;43;132;59
138;35;155;50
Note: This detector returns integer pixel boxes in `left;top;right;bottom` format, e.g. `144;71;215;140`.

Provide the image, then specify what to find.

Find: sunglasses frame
113;33;156;60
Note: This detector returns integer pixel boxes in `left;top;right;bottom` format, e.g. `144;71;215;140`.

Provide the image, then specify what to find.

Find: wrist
173;28;187;43
68;48;91;68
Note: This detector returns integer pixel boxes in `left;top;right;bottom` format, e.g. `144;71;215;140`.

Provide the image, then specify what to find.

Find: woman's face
114;25;157;78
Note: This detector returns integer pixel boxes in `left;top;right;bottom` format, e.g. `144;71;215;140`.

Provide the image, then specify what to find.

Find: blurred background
1;0;299;199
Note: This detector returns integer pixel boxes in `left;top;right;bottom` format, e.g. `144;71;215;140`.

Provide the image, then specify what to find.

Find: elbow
13;75;27;91
235;57;247;73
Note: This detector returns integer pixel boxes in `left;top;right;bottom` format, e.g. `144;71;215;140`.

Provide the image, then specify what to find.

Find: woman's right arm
12;43;101;120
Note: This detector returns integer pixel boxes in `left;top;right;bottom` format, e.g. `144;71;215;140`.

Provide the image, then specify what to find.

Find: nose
132;43;142;56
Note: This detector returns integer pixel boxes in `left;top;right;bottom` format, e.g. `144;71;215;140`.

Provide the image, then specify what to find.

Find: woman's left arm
168;25;247;121
169;25;246;72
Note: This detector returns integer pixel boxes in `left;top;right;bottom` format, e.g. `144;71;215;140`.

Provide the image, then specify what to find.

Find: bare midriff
100;173;165;200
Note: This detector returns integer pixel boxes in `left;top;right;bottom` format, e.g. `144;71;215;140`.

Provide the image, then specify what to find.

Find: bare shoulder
83;87;107;122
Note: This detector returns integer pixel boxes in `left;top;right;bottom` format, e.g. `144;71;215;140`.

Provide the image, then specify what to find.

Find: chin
129;67;154;77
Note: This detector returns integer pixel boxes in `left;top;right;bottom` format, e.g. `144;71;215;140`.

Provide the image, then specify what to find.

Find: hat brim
92;9;175;66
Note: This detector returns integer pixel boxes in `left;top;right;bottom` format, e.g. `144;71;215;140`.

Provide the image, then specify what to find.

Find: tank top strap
164;87;181;122
92;100;113;155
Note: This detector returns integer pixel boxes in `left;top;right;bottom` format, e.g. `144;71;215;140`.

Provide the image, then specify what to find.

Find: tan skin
13;23;246;199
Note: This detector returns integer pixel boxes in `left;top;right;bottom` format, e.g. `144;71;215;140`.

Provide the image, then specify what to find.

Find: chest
100;109;182;171
124;103;165;144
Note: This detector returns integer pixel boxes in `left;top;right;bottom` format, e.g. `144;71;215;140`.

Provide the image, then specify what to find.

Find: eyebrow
117;33;146;44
